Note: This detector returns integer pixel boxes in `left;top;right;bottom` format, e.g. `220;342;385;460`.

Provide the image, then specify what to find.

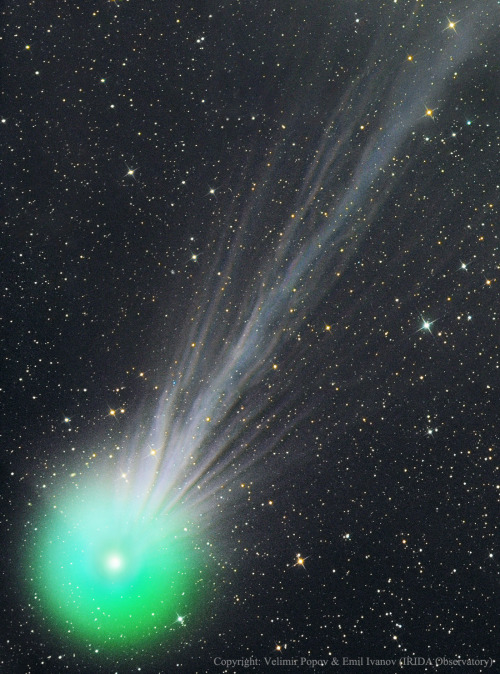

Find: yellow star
423;106;438;121
125;165;137;180
293;553;310;570
443;17;460;34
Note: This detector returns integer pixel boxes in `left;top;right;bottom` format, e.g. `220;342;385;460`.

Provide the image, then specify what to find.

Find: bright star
443;17;460;34
417;316;437;336
172;613;187;627
293;553;310;570
423;106;438;121
124;164;138;180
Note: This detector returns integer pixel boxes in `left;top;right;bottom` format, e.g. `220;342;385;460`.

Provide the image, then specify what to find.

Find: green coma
28;484;200;653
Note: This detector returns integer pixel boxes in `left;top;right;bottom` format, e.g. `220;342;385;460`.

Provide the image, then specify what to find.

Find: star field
1;1;498;672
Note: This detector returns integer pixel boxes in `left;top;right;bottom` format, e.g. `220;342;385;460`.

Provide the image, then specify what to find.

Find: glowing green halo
28;482;201;653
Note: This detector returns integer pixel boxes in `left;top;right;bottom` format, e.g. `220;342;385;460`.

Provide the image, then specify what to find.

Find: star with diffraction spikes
417;316;438;337
443;17;461;34
124;164;138;180
291;553;310;572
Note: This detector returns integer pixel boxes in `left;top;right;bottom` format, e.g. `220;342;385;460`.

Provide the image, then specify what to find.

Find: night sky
1;1;499;673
